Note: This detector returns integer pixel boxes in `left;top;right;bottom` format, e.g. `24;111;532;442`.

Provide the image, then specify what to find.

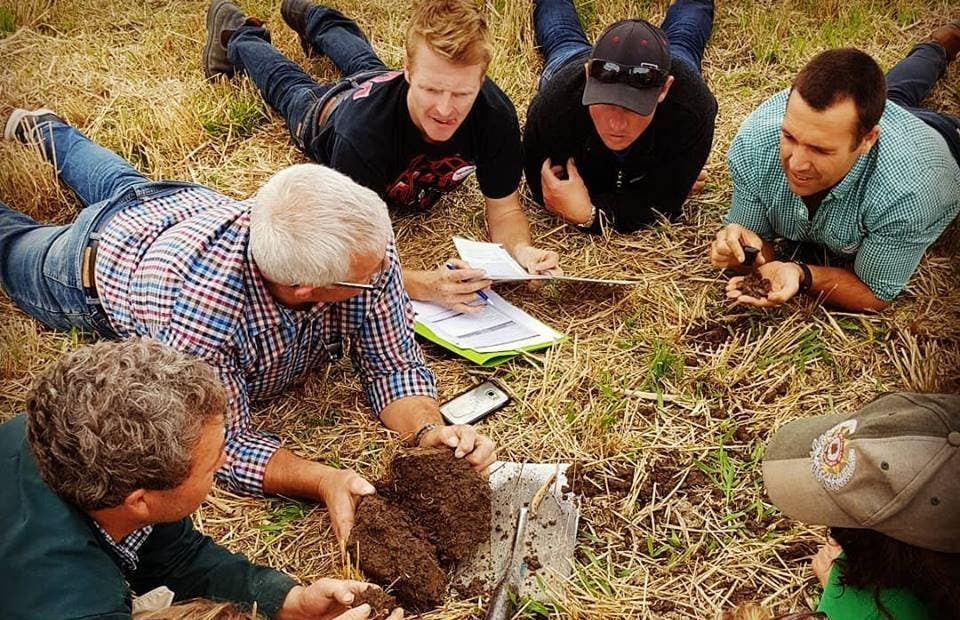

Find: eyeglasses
588;59;667;89
331;257;390;291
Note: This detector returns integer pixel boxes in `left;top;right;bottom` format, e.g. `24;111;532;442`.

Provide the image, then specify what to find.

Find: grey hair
249;163;393;286
26;338;227;511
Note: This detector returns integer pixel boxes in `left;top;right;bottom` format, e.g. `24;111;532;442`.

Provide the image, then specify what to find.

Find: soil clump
382;448;491;564
739;272;772;298
349;448;491;613
352;587;400;620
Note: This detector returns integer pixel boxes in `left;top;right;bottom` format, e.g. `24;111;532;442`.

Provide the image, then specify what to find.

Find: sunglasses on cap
588;59;667;89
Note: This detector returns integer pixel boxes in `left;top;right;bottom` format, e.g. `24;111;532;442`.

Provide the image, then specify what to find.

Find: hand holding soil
416;423;497;473
727;261;803;308
279;578;392;620
315;466;376;542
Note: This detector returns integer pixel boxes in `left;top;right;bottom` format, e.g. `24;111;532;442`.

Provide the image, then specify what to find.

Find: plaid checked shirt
92;521;153;573
725;89;960;301
94;186;437;496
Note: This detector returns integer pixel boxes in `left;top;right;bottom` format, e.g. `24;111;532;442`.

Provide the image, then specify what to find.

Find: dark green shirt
0;415;296;620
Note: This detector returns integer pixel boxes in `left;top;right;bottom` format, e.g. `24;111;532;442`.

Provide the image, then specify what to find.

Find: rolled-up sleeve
350;244;437;416
211;359;282;497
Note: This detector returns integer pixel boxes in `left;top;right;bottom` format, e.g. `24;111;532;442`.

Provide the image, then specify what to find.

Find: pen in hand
446;262;489;302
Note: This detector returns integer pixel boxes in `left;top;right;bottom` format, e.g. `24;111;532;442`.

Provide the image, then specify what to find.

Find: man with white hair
0;108;496;541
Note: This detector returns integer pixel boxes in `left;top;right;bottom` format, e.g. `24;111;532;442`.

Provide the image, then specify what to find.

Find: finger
327;488;360;543
737;295;776;308
451;425;477;459
725;236;745;264
534;251;559;272
444;268;488;284
466;435;497;472
350;475;376;497
386;609;404;620
566;157;581;180
726;276;745;292
449;278;494;294
540;158;557;183
444;258;475;271
332;604;371;620
452;301;484;314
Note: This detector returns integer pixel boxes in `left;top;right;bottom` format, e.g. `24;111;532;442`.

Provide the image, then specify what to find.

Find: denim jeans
227;6;386;148
533;0;714;87
887;42;960;165
0;120;174;336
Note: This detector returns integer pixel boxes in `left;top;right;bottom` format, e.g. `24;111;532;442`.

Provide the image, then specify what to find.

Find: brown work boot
281;0;316;57
929;20;960;64
202;0;269;79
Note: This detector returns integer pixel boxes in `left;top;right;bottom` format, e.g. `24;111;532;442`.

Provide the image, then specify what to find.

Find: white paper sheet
411;292;561;353
452;236;643;286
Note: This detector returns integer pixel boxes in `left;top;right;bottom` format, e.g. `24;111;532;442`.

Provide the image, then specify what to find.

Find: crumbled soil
348;494;445;611
563;462;634;498
739;271;772;298
524;553;542;572
350;448;491;613
352;587;399;620
383;447;491;565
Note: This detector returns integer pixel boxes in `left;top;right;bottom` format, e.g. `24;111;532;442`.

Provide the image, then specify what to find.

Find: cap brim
762;411;861;528
582;78;659;116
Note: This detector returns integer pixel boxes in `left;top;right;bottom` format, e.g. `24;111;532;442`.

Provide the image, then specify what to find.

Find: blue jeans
534;0;714;87
1;121;163;336
226;6;386;149
887;42;960;165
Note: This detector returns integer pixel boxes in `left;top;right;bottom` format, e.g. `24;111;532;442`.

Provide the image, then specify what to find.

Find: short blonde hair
405;0;492;70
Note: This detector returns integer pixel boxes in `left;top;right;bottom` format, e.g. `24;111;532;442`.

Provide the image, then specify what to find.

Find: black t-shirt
523;57;717;233
311;70;522;214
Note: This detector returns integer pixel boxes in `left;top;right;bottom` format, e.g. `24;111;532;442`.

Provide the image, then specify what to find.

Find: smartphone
440;380;511;425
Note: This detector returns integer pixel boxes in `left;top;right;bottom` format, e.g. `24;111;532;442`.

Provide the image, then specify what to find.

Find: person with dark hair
762;392;960;619
0;338;402;620
523;0;718;233
710;23;960;312
201;0;559;313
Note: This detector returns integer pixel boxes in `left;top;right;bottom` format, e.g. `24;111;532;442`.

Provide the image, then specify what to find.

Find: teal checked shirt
725;89;960;301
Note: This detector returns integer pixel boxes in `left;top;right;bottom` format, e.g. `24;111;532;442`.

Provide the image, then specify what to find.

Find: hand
710;223;766;268
687;168;708;197
418;424;497;474
726;261;802;308
811;538;843;587
540;157;592;224
512;243;561;276
278;579;403;620
414;260;492;314
316;467;376;542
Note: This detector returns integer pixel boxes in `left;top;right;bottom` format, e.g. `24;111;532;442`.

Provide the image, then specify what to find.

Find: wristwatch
576;203;598;231
796;261;813;294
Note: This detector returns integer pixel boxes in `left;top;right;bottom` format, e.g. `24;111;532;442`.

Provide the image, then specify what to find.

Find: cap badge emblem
810;419;858;491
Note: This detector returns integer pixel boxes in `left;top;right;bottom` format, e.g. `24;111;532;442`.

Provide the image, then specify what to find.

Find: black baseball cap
582;19;672;116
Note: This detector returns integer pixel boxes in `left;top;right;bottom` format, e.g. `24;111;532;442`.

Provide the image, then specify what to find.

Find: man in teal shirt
710;23;960;312
0;337;399;620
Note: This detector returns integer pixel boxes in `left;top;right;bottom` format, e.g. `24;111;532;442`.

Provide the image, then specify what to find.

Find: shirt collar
92;521;153;573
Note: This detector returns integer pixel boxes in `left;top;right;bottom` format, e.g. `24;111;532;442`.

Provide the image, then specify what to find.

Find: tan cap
763;392;960;553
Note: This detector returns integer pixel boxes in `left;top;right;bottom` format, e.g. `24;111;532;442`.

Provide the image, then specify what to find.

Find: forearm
378;395;444;443
401;267;430;302
263;448;342;501
806;265;890;312
486;192;535;256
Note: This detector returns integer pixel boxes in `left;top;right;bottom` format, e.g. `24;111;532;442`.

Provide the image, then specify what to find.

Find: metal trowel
452;462;581;620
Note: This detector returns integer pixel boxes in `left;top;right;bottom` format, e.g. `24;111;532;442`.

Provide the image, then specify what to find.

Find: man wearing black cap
523;0;717;233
